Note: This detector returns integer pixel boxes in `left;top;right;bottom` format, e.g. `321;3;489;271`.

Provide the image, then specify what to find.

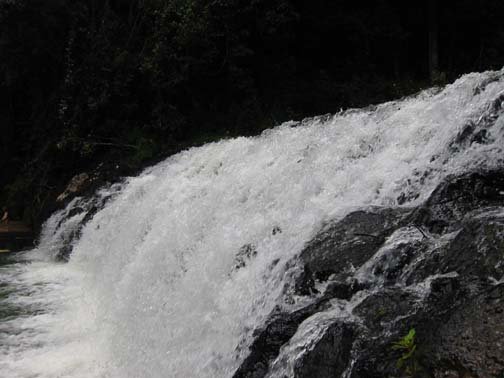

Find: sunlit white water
1;70;504;377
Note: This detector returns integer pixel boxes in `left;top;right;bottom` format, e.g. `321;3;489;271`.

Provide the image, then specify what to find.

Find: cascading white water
1;70;504;378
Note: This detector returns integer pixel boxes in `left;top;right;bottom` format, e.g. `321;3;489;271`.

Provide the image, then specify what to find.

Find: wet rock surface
233;169;504;378
291;321;355;378
56;173;93;203
297;207;411;292
233;301;324;378
412;169;504;234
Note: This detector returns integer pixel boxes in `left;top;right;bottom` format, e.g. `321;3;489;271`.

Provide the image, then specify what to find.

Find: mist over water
1;70;504;377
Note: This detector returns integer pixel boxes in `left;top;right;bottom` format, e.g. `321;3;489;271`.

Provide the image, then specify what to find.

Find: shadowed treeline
1;0;503;225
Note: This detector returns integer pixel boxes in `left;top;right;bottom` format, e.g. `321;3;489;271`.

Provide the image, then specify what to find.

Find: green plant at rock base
376;307;387;319
392;328;418;377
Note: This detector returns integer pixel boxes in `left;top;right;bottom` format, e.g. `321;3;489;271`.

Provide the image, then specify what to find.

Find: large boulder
280;321;356;378
234;170;504;378
56;173;93;203
412;169;504;234
406;210;504;285
420;284;504;378
233;301;324;378
296;207;411;294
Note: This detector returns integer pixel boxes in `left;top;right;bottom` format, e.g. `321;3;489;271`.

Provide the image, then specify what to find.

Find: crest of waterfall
1;69;504;378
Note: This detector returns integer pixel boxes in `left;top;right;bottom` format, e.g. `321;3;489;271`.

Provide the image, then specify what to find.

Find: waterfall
1;70;503;378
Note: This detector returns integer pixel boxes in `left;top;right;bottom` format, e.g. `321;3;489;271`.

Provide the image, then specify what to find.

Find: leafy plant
391;328;418;376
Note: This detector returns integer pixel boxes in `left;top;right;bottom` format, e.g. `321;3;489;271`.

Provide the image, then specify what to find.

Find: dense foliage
1;0;504;224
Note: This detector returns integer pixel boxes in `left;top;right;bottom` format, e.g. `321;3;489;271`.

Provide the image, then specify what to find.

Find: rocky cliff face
234;169;504;378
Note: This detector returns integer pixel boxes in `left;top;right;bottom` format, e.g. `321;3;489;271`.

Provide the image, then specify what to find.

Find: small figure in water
1;207;9;224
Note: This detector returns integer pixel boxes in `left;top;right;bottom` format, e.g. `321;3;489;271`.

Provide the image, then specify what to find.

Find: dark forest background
1;0;504;226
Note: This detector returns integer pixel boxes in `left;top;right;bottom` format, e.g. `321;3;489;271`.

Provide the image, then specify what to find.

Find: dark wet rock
66;206;85;219
297;207;411;292
368;231;430;285
37;161;133;237
453;121;477;147
354;289;420;333
407;211;504;285
349;219;504;376
349;215;504;376
322;280;365;301
54;185;122;261
412;169;504;233
451;122;490;151
50;162;131;211
234;244;258;270
347;289;427;377
472;73;502;95
233;301;325;378
292;322;355;378
56;173;93;203
471;129;488;144
294;267;318;296
421;284;504;378
441;214;504;279
449;91;503;155
350;275;466;378
234;169;504;378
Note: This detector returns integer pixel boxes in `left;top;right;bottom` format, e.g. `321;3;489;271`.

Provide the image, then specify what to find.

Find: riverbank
0;222;34;252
